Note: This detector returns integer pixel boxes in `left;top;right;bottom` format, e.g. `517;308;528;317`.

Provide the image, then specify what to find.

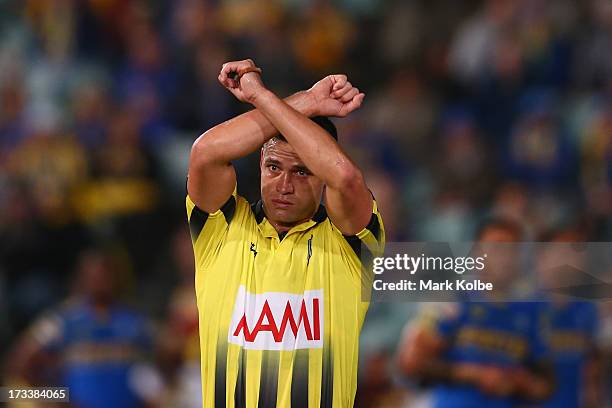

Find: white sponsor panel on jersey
228;285;324;350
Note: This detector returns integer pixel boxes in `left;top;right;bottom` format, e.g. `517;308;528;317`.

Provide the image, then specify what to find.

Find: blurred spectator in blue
397;219;554;408
365;69;437;163
537;225;604;408
69;79;111;152
433;107;496;207
449;0;519;86
116;21;175;148
501;90;579;189
5;248;153;408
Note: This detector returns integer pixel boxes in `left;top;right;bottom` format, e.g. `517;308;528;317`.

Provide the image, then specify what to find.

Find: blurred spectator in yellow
290;0;355;74
7;120;88;227
72;109;159;224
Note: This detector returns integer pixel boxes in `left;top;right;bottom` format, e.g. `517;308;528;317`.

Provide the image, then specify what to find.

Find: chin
270;209;301;224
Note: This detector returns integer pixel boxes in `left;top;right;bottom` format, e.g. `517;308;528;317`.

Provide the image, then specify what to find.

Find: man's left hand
308;74;365;117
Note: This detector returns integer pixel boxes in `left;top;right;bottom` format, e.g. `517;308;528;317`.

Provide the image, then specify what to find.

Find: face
79;252;116;304
538;231;586;289
476;225;521;288
260;139;324;229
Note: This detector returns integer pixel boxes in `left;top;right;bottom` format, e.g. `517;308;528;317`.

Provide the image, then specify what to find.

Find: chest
451;305;535;363
246;232;319;276
547;308;592;357
64;313;141;345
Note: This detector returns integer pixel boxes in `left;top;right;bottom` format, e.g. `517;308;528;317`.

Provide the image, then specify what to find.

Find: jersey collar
251;200;327;238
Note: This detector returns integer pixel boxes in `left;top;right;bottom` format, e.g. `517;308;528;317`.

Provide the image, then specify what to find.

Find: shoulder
321;198;384;245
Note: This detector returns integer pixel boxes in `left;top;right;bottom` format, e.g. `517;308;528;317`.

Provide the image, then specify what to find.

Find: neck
269;219;307;233
263;206;317;234
88;297;112;311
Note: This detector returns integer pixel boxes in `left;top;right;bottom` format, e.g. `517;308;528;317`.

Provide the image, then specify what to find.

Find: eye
297;170;307;176
268;164;279;172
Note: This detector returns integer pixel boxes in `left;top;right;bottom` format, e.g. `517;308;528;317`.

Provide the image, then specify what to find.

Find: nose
276;171;294;194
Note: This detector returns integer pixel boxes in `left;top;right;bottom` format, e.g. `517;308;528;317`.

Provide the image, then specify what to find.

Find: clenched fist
218;59;266;103
307;74;365;117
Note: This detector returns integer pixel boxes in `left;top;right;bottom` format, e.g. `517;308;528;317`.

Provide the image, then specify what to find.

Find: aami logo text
228;286;324;350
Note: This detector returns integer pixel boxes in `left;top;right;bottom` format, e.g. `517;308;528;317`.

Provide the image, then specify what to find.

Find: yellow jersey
186;187;384;408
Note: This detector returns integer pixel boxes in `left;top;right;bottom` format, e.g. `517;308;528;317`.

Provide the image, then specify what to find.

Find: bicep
188;136;237;213
323;173;372;236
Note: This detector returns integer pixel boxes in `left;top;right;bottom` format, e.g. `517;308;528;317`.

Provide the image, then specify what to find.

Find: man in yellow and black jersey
186;58;384;408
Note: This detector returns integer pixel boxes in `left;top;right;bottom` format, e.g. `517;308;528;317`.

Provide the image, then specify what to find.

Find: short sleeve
186;186;238;269
417;302;464;338
342;199;385;259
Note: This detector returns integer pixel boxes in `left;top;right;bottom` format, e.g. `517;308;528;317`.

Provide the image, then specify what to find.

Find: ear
260;147;264;167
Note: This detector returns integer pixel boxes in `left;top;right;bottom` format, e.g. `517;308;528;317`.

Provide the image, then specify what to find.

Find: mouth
271;198;294;208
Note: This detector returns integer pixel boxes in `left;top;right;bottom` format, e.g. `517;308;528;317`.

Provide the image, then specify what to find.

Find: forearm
421;360;486;386
193;91;315;164
252;89;360;189
512;373;553;400
400;345;467;385
417;359;459;384
504;361;554;401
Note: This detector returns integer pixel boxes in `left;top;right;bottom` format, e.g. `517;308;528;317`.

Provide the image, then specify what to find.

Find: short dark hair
266;116;338;146
310;116;338;141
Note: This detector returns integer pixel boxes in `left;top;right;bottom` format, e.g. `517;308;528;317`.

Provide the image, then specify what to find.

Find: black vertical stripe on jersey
220;195;236;224
258;351;279;408
320;345;334;408
234;348;246;408
291;350;309;408
344;235;362;258
188;205;208;243
343;235;375;264
214;343;227;408
251;200;265;223
365;212;381;241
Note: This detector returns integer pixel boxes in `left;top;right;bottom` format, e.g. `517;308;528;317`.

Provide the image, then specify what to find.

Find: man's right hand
218;59;266;104
454;363;514;396
308;74;365;117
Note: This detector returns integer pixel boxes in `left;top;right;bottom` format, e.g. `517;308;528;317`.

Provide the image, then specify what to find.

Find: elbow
531;377;556;401
397;344;424;378
190;132;217;169
330;164;364;192
399;353;423;378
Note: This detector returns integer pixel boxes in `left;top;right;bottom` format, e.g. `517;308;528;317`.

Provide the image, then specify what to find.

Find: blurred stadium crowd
0;0;610;407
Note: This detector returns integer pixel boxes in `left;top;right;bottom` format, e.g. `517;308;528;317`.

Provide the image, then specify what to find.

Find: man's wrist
287;90;318;117
249;88;276;108
452;362;481;384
